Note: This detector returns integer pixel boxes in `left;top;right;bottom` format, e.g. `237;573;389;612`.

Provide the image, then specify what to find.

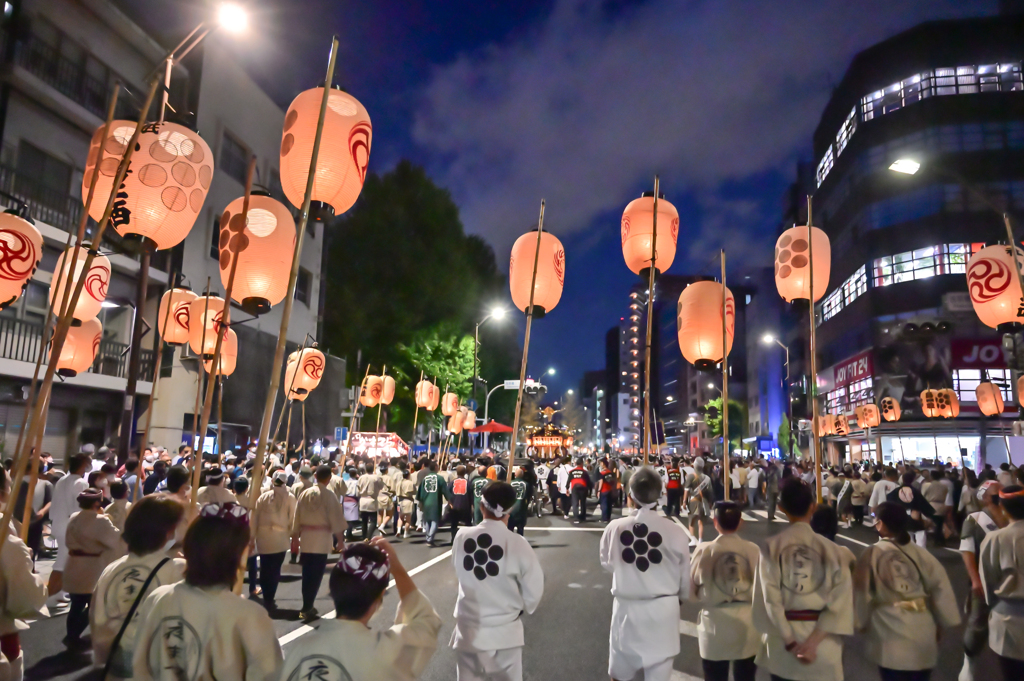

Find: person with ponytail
853;501;960;680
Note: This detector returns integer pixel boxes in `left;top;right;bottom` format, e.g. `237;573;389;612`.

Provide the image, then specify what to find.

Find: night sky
126;0;996;396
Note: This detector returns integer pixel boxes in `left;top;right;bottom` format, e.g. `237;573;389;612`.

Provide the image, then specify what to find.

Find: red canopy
470;419;513;433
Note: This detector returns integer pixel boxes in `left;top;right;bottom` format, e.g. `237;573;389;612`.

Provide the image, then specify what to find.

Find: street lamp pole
472;308;505;458
763;334;792;460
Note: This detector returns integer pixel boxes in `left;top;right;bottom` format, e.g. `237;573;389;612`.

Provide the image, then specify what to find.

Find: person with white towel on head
600;466;691;681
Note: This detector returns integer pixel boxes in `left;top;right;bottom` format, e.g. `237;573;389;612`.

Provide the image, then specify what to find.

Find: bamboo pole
411;370;423;454
339;366;371;472
138;266;178;502
189;280;212;455
507;201;546;482
190;157;254;507
285;400;295;457
642;177;659;465
271;336;309;445
721;249;730;502
249;37;339;505
807;196;823;503
217;375;225;465
301;400;307;458
376;365;387;433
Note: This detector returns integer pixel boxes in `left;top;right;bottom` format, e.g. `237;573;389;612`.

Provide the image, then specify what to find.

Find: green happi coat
417;472;449;523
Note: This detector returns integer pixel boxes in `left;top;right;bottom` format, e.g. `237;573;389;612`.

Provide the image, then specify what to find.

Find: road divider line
278;549;453;647
835;534;870;547
524;527;604;532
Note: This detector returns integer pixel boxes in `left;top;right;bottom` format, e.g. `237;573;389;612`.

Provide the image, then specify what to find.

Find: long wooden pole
138;267;178;501
721;249;730;502
189;281;211;455
507;201;546;483
339;366;371;472
190;156;255;506
216;375;225;465
642;177;659;465
808;196;823;503
376;365;387;433
411;370;423;449
249;37;339;504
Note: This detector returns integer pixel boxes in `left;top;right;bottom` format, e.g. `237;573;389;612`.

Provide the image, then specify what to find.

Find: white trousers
913;530;927;548
608;649;674;681
455;647;523;681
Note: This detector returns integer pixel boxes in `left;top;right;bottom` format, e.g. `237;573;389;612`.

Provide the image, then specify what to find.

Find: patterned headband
999;487;1024;499
199;502;250;526
338;551;390;582
978;480;1000;501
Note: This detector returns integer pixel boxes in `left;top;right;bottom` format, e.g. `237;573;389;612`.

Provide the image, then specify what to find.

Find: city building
806;12;1024;468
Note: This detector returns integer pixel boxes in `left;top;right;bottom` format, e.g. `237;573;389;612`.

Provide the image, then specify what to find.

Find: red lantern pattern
187;296;226;359
203;328;238;377
774;225;831;302
49;246;110;322
284;348;325;397
966;245;1024;328
509;231;565;316
218;194;296;311
880;397;901;422
361;376;383;407
621;194;679;275
676;281;734;369
158;288;197;345
0;213;42;310
442;392;460;416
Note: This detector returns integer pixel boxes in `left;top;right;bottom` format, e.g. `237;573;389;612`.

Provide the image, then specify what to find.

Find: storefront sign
951;338;1009;369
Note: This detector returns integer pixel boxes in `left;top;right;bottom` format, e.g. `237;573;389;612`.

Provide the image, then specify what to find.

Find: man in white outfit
47;453;91;596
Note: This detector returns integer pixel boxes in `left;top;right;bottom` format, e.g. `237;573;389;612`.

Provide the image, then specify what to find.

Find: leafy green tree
399;322;475;396
777;415;801;458
704;397;745;449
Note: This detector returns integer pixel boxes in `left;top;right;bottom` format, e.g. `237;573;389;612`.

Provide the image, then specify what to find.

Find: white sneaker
958;655;975;681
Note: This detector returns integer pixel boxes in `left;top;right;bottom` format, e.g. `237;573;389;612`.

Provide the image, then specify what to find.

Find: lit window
836;106;857;155
872;244;971;287
820;265;866;323
954;369;1012;404
816;145;834;187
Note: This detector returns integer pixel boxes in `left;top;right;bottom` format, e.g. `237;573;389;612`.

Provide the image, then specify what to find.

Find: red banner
832;350;873;389
950;338;1009;369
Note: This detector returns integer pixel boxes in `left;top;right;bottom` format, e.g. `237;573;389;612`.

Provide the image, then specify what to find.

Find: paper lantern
976;382;1005;417
442;392;460;416
283;347;325;396
1019;376;1024;409
938;388;960;418
880;397;901;422
49;246;110;322
187;295;226;359
279;87;371;219
158;287;196;345
361;376;383;407
218;193;296;315
509;230;565;317
815;415;830;437
774;225;831;302
462;409;476;430
620;193;679;276
920;389;942;418
380;375;395;405
83;121;212;250
832;414;850;436
676;281;735;370
448;413;464;435
414;380;434;408
855;404;881;429
0;212;42;310
966;245;1024;329
203;328;237;377
56;318;102;377
427;385;440;412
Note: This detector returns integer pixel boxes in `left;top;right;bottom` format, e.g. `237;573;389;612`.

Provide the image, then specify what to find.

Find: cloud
412;0;995;258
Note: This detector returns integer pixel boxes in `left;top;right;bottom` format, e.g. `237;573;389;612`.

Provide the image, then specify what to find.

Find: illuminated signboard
349;432;409;459
532;436;566;447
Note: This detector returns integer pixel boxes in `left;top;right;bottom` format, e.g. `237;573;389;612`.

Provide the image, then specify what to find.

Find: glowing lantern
833;414;849;436
920;389;942;418
158;288;196;345
361;376;383;407
509;230;565;317
203;328;237;377
83;121;213;250
966;245;1024;329
774;225;831;302
0;212;42;310
283;347;325;396
49;246;110;322
56;318;102;377
620;193;679;276
880;397;901;422
815;415;831;438
217;193;296;315
380;375;395;405
427;385;440;412
938;388;960;418
976;382;1005;417
279;87;371;219
1019;376;1024;408
415;380;434;408
462;409;476;430
855;404;881;429
448;413;464;435
442;392;460;416
187;296;226;359
676;281;735;370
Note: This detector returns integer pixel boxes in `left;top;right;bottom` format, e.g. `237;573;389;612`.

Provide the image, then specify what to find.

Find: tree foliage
704;397;745;445
398;322;475;397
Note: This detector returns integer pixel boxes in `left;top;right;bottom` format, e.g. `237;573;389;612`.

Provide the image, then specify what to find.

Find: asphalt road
22;499;1000;681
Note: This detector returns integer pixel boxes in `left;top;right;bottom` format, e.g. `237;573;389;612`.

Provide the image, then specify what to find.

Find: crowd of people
0;439;1021;681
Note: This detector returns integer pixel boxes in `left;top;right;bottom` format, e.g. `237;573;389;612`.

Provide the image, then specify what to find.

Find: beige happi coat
981;518;1024;660
106;499;131;532
252;487;296;555
64;509;123;595
752;521;854;681
691;532;761;661
854;538;960;670
196;484;236;506
280;589;442;681
0;526;47;636
291;484;346;555
132;582;282;681
358;473;384;513
291;477;314;499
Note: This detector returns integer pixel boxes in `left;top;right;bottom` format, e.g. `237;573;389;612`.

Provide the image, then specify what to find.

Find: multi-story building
0;0;335;459
806;12;1024;468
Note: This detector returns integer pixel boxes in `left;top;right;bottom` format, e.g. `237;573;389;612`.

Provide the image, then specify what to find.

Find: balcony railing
0;315;153;382
0;164;81;233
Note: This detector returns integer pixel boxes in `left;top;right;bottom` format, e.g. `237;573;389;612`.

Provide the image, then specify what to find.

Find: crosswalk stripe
678;619;698;637
750;509;769;519
742;512;759;522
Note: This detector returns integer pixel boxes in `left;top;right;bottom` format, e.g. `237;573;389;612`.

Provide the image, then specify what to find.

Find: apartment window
220;131;249;185
954;369;1012;404
816;144;834;186
835;107;857;156
295;267;312;305
820;265;866;323
872;244;971;287
16;141;71;209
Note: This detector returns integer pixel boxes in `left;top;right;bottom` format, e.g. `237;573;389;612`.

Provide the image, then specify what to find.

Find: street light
888;158;920;175
217;3;249;32
547;368;556;375
567;389;574;395
472;306;508;456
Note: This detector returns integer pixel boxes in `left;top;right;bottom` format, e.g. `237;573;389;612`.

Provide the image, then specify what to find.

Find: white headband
481;497;507;519
629;491;658;509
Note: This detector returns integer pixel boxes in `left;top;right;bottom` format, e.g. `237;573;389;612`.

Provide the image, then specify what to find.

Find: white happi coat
451;519;544;653
0;525;47;636
196;484;236;506
106;499;131;532
981;518;1024;660
132;582;282;681
853;538;959;671
690;532;760;661
91;551;186;677
251;487;296;555
64;509;124;595
599;504;690;666
752;521;854;681
50;472;89;569
281;589;442;681
291;483;347;555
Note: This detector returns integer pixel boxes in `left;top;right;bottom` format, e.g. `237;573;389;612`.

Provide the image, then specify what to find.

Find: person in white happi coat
291;465;347;622
64;488;123;649
980;484;1024;679
132;502;282;681
196;469;234;506
958;480;1006;681
752;477;854;681
281;537;442;681
600;467;691;681
47;453;91;596
251;471;296;613
854;501;960;679
451;481;544;681
0;466;48;681
105;480;132;532
683;459;714;545
690;501;760;681
91;496;185;679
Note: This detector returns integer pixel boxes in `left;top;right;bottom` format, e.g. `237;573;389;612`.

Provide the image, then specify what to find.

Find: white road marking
750;509;769;519
670;670;703;681
835;534;871;548
278;549;453;646
678;619;698;637
524;526;604;532
670;515;696;543
742;512;759;522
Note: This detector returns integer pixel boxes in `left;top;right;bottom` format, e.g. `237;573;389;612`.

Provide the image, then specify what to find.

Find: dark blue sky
131;0;997;396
